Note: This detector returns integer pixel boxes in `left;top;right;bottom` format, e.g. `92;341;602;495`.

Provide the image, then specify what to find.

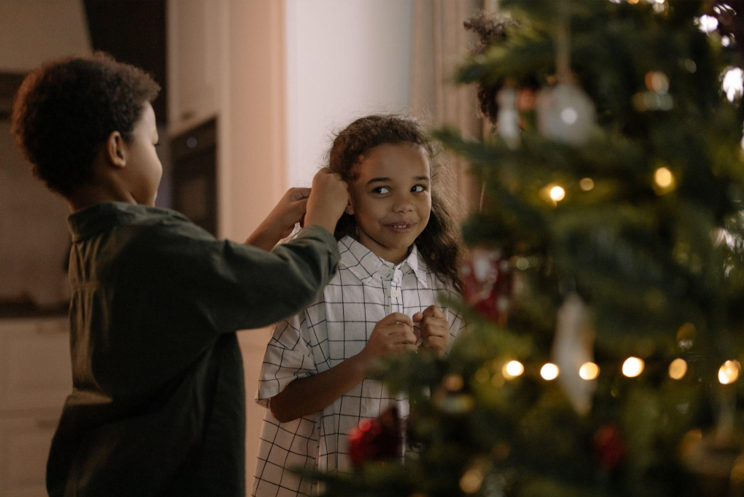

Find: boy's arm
269;313;417;423
245;188;309;251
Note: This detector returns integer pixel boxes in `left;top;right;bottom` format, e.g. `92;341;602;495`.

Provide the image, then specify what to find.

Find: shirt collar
67;202;186;242
338;236;428;287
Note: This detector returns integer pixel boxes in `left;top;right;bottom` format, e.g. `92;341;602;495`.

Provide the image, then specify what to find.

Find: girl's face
348;142;431;264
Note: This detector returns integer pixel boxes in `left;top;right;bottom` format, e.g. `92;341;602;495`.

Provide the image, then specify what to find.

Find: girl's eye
373;186;391;194
412;185;427;193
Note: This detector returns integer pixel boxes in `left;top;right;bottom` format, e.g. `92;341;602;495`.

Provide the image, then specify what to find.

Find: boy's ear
105;131;127;169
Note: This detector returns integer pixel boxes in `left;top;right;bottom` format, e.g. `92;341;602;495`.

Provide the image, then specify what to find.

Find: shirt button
391;288;400;298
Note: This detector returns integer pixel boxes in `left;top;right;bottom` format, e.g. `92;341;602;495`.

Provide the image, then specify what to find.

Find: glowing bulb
560;107;578;124
697;15;719;33
722;67;744;101
550;186;566;201
579;362;600;380
443;374;465;392
719;360;741;384
622;357;645;378
654;167;674;188
579;178;595;191
460;468;484;493
540;363;559;380
669;358;688;380
503;360;524;378
627;0;639;4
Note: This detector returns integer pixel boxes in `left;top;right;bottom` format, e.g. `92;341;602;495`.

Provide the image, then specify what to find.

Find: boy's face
123;102;162;206
348;142;432;264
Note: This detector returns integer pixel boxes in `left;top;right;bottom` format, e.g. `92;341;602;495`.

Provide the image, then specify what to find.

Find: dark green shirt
47;202;339;497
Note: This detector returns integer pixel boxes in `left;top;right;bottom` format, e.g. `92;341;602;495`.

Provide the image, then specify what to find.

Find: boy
10;53;348;497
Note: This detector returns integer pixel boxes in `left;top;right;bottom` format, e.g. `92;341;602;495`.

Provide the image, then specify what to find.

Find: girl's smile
347;142;432;264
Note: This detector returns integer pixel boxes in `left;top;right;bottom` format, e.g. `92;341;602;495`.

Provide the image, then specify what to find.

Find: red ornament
347;407;403;470
593;424;627;472
461;247;513;325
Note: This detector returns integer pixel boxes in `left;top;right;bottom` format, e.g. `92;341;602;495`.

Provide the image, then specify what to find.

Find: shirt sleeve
256;313;317;407
126;222;340;334
100;221;337;397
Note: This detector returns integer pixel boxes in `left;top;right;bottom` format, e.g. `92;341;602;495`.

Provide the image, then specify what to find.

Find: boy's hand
304;168;348;235
357;313;417;371
413;305;449;355
245;187;310;251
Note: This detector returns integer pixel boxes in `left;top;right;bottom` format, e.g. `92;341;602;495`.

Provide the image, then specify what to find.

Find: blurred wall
0;0;91;72
284;0;413;188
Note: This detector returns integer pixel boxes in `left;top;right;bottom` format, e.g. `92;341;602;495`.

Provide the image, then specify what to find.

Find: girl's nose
393;194;414;213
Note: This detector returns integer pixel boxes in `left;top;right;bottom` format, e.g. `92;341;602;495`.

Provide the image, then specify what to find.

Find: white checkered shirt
251;236;465;497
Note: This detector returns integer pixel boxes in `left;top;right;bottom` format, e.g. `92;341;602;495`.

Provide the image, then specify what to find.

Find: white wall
284;0;413;188
0;0;91;72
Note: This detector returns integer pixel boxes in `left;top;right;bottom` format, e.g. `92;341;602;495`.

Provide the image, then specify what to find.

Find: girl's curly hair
328;115;463;293
464;11;517;123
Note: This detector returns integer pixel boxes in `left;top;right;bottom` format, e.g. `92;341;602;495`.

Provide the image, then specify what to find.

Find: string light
579;362;600;380
654;167;674;188
443;374;465;392
622;357;645;378
579;178;595;191
719;360;741;385
503;360;524;379
669;358;688;380
645;71;669;94
540;363;560;380
550;186;566;202
460;468;484;493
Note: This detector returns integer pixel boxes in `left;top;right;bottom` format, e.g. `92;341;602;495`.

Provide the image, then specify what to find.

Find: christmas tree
308;1;744;495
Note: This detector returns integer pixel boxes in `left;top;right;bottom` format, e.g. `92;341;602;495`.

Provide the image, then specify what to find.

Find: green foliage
311;1;744;496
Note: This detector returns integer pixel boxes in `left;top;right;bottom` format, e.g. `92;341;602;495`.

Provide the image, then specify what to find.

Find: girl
252;115;466;497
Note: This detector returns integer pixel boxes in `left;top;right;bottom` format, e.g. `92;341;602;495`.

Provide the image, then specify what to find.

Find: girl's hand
357;313;417;371
305;168;349;235
245;187;310;250
413;305;449;355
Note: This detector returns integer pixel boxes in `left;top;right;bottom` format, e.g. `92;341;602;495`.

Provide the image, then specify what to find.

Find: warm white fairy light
540;363;560;380
719;360;741;385
503;360;525;379
669;358;688;380
622;357;645;378
722;67;744;101
654;167;674;188
550;186;566;202
696;15;719;33
580;178;595;191
579;362;600;380
460;468;484;493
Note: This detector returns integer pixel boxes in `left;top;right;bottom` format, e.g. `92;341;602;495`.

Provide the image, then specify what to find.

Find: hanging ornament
593;424;627;472
496;86;520;149
347;406;403;470
551;293;596;415
536;84;596;145
535;0;596;146
461;247;513;325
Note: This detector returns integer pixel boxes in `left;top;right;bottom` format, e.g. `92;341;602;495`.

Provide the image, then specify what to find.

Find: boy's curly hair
328;115;463;292
464;11;516;123
11;52;160;197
